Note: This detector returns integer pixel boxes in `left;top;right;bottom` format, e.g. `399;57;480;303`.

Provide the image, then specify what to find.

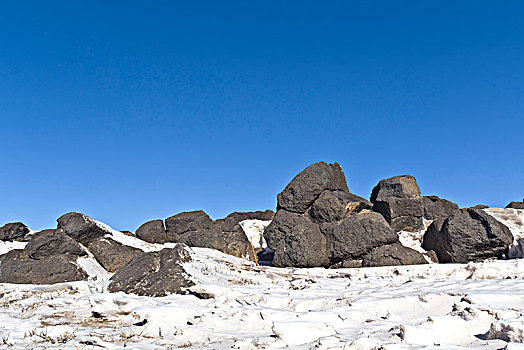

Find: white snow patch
239;219;271;249
0;240;27;255
484;208;524;258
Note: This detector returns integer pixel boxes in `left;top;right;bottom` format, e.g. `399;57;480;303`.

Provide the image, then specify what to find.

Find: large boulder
321;211;398;264
277;162;349;214
57;212;108;245
309;190;372;223
25;229;86;259
422;208;513;263
506;200;524;209
0;222;30;241
370;175;421;203
0;249;87;284
87;237;143;273
371;176;458;232
165;211;214;241
265;210;329;268
108;245;194;297
362;243;428;267
135;219;167;244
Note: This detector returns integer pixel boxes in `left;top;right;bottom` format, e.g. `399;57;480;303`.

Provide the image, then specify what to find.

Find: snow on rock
239;219;271;249
484;208;524;258
488;317;524;342
0;240;27;256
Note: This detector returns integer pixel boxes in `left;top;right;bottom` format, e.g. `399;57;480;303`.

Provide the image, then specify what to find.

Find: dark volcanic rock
135;220;167;244
0;222;30;241
423;196;459;220
57;212;108;245
0;249;87;284
470;205;489;209
370;175;421;203
372;197;425;222
264;210;329;267
390;216;425;233
309;190;372;223
506;200;524;209
165;210;253;258
422;208;513;263
108;245;194;297
87;237;143;272
371;176;458;232
362;243;428;267
321;211;398;264
165;211;214;241
25;229;86;259
277;162;349;214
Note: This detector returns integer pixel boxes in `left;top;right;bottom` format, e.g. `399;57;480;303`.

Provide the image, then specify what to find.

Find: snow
484;208;524;258
0;215;523;348
0;240;26;256
239;219;271;249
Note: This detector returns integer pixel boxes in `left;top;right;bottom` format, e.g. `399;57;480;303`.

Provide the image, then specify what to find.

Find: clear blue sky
1;1;523;231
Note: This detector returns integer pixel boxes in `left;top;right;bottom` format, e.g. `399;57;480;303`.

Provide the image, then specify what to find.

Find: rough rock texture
87;237;143;272
135;219;167;244
165;211;215;242
370;175;421;203
362;243;428;267
371;176;458;232
25;229;86;259
309;190;372;223
108;245;194;297
422;208;513;263
0;249;87;284
506;200;524;209
0;222;30;241
321;211;398;264
165;210;252;258
422;196;459;220
57;212;108;245
277;162;349;214
264;210;329;267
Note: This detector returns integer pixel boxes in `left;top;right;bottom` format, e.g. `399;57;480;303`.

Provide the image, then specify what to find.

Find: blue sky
1;1;523;231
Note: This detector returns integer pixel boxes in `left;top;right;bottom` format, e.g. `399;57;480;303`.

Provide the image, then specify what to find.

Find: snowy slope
0;216;523;348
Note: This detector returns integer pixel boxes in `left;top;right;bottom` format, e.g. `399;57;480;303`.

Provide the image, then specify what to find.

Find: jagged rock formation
422;208;513;263
264;162;423;268
370;175;458;232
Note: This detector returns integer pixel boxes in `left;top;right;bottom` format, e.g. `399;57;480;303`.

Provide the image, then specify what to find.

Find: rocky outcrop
277;162;349;213
321;211;398;264
422;208;513;263
108;245;194;297
57;212;108;245
264;162;419;268
371;176;458;232
506;200;524;209
25;229;86;259
0;228;89;284
0;222;30;241
135;219;167;244
362;243;428;267
0;250;87;284
87;237;143;272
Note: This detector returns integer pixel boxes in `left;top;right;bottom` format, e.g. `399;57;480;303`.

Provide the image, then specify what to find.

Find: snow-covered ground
0;212;523;349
